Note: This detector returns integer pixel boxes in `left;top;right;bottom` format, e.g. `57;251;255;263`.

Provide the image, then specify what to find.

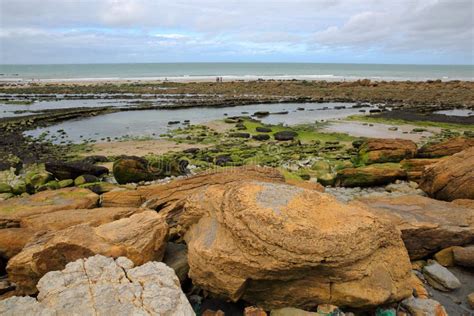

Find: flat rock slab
357;195;474;259
0;255;194;315
423;261;461;291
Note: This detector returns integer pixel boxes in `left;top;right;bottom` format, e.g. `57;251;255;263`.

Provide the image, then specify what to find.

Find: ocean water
1;63;473;82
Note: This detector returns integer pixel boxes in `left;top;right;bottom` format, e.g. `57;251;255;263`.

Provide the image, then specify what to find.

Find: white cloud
0;0;472;64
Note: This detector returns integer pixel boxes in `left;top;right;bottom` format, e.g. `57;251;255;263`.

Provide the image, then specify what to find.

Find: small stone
203;310;225;316
434;246;459;267
467;293;474;309
423;261;461;291
317;304;339;314
401;297;447;316
245;306;268;316
453;245;474;268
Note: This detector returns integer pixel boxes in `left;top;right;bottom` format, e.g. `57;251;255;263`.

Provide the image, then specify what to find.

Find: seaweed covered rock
7;210;168;295
417;137;474;158
419;147;474;201
45;160;109;180
358;138;417;164
274;130;298;141
335;163;407;187
357;195;474;259
179;181;412;309
400;158;442;183
113;156;156;184
0;255;193;315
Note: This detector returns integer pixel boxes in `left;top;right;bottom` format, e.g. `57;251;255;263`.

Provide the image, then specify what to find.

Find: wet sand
323;120;439;142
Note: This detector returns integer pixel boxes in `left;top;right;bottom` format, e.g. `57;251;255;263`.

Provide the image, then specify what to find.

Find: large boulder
45;160;109;180
7;210;168;295
335;163;407;187
419;147;474;201
0;255;194;315
102;166;285;214
179;181;412;309
358;138;417;164
113;156;156;184
417;137;474;158
0;207;144;260
357;195;474;259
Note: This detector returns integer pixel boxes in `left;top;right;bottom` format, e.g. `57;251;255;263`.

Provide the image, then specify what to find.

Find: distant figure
216;77;220;82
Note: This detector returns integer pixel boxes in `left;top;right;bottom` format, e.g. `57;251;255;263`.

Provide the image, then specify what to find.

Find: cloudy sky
0;0;473;64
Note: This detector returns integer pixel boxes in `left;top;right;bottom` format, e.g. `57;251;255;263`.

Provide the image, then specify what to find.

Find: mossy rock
0;183;12;194
317;173;336;186
311;160;331;172
74;174;99;186
12;182;27;195
113;156;156;184
37;180;60;191
0;193;14;200
58;179;74;188
256;126;272;133
25;172;53;189
80;182;117;194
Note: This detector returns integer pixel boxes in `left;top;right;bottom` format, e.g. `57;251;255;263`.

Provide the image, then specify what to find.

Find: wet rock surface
420;147;474;201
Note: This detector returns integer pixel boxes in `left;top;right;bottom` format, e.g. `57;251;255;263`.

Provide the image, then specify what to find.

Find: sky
0;0;473;65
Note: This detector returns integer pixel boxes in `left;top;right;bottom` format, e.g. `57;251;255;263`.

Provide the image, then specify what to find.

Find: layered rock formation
102;166;286;222
7;210;168;295
0;255;194;315
358;195;474;259
335;163;407;187
419;147;474;201
179;181;412;309
358;138;417;164
417;137;474;158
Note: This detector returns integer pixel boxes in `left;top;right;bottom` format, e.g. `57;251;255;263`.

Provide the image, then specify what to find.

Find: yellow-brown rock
434;247;460;267
0;207;145;260
410;273;429;299
419;147;474;201
102;166;285;220
179;181;412;309
417;137;474;158
335;163;407;187
0;187;99;217
7;210;168;295
359;138;417;164
358;195;474;259
400;158;442;183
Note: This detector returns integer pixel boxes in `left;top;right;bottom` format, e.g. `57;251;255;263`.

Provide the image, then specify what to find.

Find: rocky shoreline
0;80;473;315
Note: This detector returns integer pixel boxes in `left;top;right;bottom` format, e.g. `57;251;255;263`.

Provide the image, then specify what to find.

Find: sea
0;63;473;82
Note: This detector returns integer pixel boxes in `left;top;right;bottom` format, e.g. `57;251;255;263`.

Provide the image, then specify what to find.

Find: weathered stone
0;255;194;315
359;138;417;164
102;166;285;215
25;172;53;189
253;134;271;141
419;147;474;201
45;160;109;180
0;187;99;217
180;181;412;309
256;127;272;133
358;195;474;259
410;273;429;299
7;210;168;295
400;158;441;183
423;261;461;291
453;245;474;268
336;163;407;187
113;156;156;184
417;137;474;158
401;297;447;316
57;179;73;188
0;183;12;194
468;292;474;309
434;247;459;267
229;132;251;138
245;306;268;316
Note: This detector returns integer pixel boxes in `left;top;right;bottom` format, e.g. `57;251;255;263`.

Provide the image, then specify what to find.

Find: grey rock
0;255;194;316
401;297;447;315
423;261;462;291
